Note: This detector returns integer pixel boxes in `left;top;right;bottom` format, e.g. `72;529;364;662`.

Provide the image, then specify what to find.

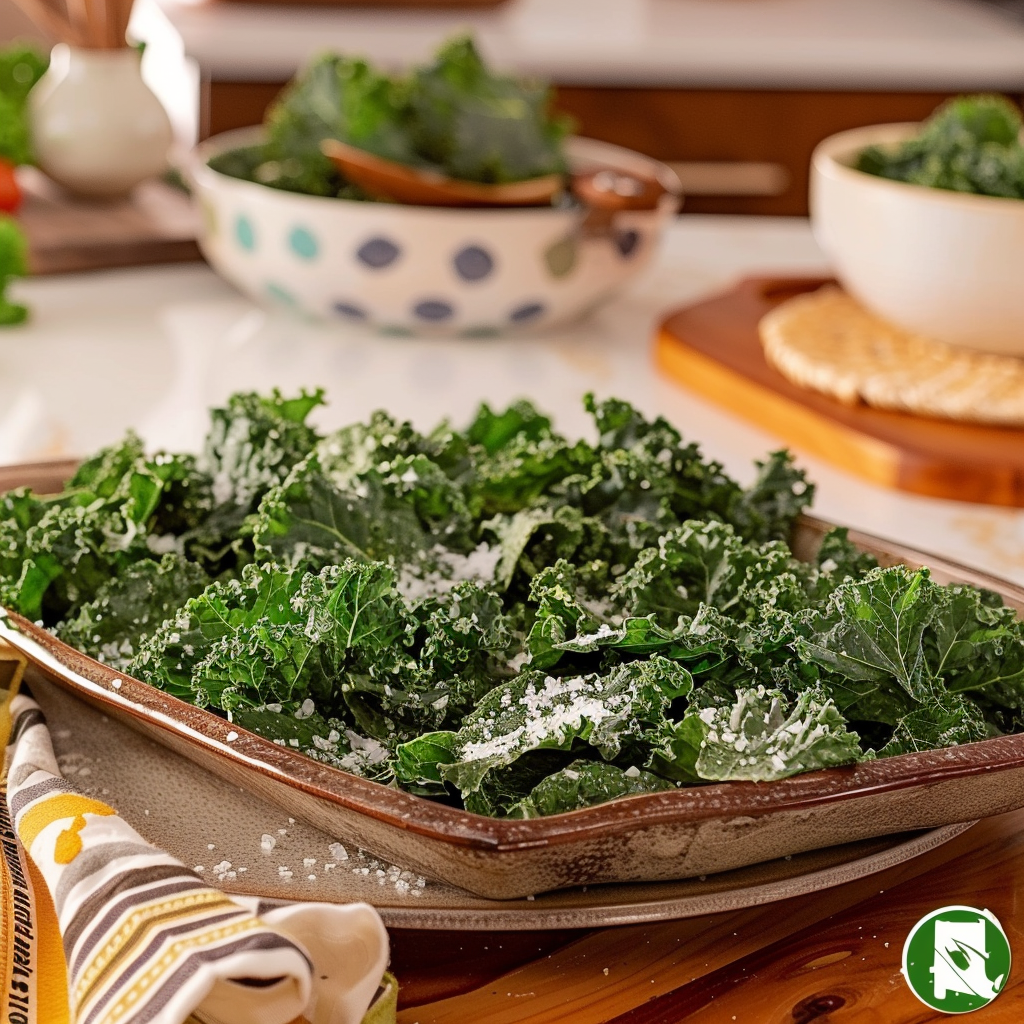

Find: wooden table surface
389;810;1024;1022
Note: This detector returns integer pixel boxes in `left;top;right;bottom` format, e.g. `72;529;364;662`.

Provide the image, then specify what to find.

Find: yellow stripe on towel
18;794;116;855
27;857;71;1024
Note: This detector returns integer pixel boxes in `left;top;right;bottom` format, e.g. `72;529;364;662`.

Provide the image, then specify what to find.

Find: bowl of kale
189;36;680;335
4;389;1024;898
811;94;1024;357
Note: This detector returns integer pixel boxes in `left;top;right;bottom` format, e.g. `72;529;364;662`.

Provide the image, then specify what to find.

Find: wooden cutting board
15;167;202;275
655;276;1024;507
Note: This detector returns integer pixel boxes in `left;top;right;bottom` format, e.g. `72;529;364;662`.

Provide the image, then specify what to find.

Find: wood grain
15;168;201;275
656;277;1024;507
393;812;1024;1022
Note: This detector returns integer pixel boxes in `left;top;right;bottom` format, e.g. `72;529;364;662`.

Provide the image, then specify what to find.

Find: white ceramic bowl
811;123;1024;355
189;128;680;335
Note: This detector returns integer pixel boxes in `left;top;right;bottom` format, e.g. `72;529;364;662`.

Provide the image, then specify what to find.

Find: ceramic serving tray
28;672;978;931
2;459;1024;900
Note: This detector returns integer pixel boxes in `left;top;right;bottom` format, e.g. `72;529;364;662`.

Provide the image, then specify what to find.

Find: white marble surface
4;213;1024;584
147;0;1024;89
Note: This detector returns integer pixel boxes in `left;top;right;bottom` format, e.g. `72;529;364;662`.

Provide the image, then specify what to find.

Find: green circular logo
902;906;1011;1013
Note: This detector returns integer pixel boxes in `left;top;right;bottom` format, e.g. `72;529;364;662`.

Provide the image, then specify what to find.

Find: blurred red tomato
0;160;21;213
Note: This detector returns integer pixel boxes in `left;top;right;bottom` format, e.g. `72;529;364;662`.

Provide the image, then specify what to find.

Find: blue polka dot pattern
333;301;367;321
453;245;494;282
615;229;641;258
357;237;401;269
265;282;296;306
510;301;545;323
414;300;455;322
289;226;319;261
235;214;255;252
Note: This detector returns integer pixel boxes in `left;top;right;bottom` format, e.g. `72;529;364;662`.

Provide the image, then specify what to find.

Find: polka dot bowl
189;128;681;335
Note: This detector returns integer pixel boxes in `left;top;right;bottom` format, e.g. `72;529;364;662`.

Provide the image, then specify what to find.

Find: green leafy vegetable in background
208;35;571;199
857;94;1024;199
0;44;47;168
3;389;1024;818
0;217;28;325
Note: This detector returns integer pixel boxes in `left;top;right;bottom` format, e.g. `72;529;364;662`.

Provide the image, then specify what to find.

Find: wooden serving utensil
321;137;674;212
321;138;565;208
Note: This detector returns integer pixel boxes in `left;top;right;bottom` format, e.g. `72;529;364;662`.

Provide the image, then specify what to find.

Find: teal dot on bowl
235;214;256;252
289;225;319;261
265;282;296;306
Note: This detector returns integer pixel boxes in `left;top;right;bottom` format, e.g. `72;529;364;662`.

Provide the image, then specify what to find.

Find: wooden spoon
321;138;674;211
321;138;564;208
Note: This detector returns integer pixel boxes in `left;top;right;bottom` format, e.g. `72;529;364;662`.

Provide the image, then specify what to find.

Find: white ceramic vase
29;45;173;200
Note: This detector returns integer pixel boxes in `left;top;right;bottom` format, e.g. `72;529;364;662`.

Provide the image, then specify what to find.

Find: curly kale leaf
794;566;1024;752
130;559;405;716
200;388;325;510
465;399;554;455
557;613;730;672
252;453;429;569
406;36;570;184
524;560;599;670
807;527;880;600
394;731;461;796
694;685;864;782
727;450;815;543
56;554;209;671
231;37;570;197
440;657;691;814
471;431;596;517
190;389;325;570
342;581;513;742
857;94;1024;200
508;760;675;818
795;566;935;698
612;520;812;623
262;53;414;197
877;691;988;757
233;705;392;779
0;433;164;622
925;584;1024;706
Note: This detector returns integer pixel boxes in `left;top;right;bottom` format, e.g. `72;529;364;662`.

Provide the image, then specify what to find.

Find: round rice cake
759;286;1024;426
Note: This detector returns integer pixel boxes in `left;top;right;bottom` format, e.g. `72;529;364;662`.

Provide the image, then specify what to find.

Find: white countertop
145;0;1024;89
4;213;1024;585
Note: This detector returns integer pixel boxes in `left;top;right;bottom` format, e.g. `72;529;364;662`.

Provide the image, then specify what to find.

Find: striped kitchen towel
0;658;396;1024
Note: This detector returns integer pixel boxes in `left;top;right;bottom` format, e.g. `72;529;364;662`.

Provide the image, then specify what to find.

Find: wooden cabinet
203;82;1022;215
